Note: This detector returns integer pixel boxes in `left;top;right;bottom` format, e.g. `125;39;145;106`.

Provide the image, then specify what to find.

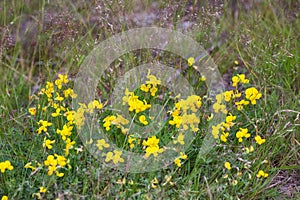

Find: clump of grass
1;61;272;199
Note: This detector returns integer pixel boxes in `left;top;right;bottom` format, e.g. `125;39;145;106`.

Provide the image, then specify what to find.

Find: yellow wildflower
139;115;148;125
39;186;47;193
255;135;266;145
199;75;206;81
257;170;268;178
236;128;250;142
0;160;14;173
245;146;254;153
128;135;136;149
180;152;188;159
212;123;222;139
55;74;69;89
223;90;233;102
245;87;262;104
37;120;52;134
187;57;195;66
86;100;103;113
54;92;64;101
65;138;76;156
74;106;85;129
28;107;36;115
96;139;110;150
146;70;161;86
150;177;159;188
111;114;129;128
220;132;229;142
51;108;61;117
173;132;185;145
150;86;158;96
174;158;182;167
224;162;231;170
235;99;250;110
43;137;55;149
140;84;151;92
24;162;37;171
105;150;124;164
143;136;164;158
63;88;77;98
232;74;249;87
56;124;73;140
213;102;227;114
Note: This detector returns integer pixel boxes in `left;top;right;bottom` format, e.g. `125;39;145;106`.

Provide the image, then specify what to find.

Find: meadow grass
0;0;299;199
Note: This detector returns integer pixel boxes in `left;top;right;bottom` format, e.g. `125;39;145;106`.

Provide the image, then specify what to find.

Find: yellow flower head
39;186;47;193
143;136;164;158
28;107;36;115
0;160;14;173
236;128;250;142
174;158;181;167
96;139;110;150
255;135;266;145
187;57;195;67
257;170;268;178
105;150;124;164
43;137;55;149
150;177;159;188
173;132;185;145
139;115;148;125
224;161;231;170
245;87;262;104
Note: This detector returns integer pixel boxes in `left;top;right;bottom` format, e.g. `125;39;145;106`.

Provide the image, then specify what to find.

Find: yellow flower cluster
44;154;68;177
142;136;164;158
211;72;269;184
103;114;129;134
256;170;268;178
236;128;251;142
26;74;91;184
96;139;110;150
169;95;202;132
57;124;73;141
232;74;249;87
28;107;36;115
72;100;103;130
0;160;13;173
43;137;55;149
40;81;54;99
73;103;86;129
213;74;262;113
37;120;52;134
105;150;124;164
173;132;185;145
245;87;262;105
187;57;195;67
212;113;236;142
123;88;151;113
139;115;148;125
174;152;188;167
140;70;161;96
128;134;140;149
212;74;264;144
